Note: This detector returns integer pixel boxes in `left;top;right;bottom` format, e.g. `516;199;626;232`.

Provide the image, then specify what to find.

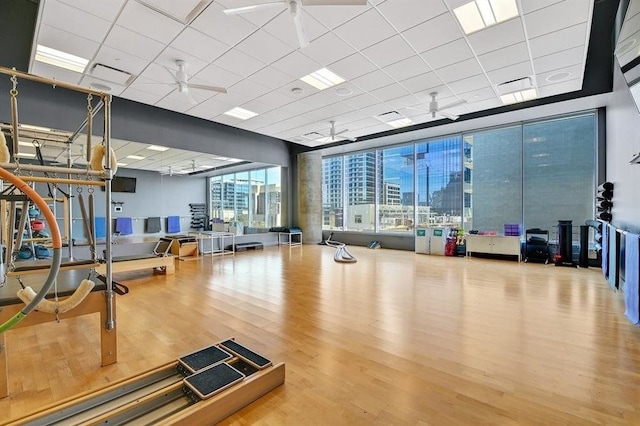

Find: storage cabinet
465;235;521;261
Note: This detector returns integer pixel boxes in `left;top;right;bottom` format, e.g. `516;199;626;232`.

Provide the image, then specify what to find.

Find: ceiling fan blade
438;110;459;121
437;99;467;111
292;9;310;48
406;106;428;112
333;128;348;136
162;65;180;84
184;90;198;106
223;2;284;15
188;83;227;94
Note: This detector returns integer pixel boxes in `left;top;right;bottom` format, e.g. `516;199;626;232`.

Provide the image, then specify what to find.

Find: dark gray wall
604;63;640;233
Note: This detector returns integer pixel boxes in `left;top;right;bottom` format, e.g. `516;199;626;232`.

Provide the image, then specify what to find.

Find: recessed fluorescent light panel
117;162;128;167
386;118;414;128
300;68;345;90
454;0;519;35
500;88;537;105
35;44;89;73
126;155;145;160
147;145;169;152
224;107;258;120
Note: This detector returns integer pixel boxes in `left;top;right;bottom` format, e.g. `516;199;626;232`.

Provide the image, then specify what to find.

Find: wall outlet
114;206;123;212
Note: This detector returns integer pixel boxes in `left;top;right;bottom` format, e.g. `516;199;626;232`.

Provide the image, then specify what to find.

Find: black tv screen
104;176;137;193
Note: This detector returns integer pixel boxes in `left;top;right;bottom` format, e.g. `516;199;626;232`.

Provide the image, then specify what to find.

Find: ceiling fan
223;0;367;49
302;120;356;143
162;60;227;105
408;92;467;121
160;160;202;176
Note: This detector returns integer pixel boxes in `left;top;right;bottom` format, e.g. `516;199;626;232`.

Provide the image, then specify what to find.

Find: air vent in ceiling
136;0;213;24
91;63;133;85
374;110;404;123
302;132;324;139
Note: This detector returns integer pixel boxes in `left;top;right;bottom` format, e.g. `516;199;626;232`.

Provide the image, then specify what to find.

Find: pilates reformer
96;238;176;275
3;338;285;426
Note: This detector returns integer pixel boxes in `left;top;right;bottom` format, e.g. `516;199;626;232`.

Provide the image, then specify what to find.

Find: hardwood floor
1;245;639;425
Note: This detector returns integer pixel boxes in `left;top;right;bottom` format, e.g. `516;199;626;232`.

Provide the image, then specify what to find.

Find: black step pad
220;339;272;369
183;362;245;400
231;242;264;251
178;345;233;373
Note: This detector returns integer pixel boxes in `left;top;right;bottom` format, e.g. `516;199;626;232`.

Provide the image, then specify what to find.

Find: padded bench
96;254;175;275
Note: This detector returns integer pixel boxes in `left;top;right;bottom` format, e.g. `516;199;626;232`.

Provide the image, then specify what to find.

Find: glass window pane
467;126;522;233
345;152;376;231
232;172;250;224
322;157;343;230
378;144;414;232
250;169;266;227
523;114;596;236
210;176;223;223
266;167;282;227
416;136;463;228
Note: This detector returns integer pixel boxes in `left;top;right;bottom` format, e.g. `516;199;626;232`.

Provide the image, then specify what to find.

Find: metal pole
67;147;73;259
67;100;104;145
0;163;105;176
104;95;115;332
0;66;110;97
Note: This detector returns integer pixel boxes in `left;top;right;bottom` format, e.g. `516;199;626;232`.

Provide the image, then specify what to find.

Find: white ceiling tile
274;83;320;103
537;64;583;87
333;8;397;50
301;32;356;66
236;29;295;66
400;71;443;93
103;25;166;61
529;23;589;58
524;0;591;39
214;49;266;78
402;12;462;53
436;58;483;83
351;70;395;92
58;0;126;21
477;42;530;72
377;0;448;32
156;89;211;112
369;83;411;102
533;46;584;75
361;35;415;69
271;51;322;79
188;95;233;119
414;86;453;103
327;53;377;81
446;74;492;95
241;91;294;114
382;55;430;82
213;114;244;127
306;4;372;30
118;87;166;105
195;63;244;88
136;63;178;83
92;45;148;77
344;92;381;109
42;0;111;43
520;0;564;15
170;28;230;63
128;76;175;96
79;76;126;96
190;2;258;47
467;18;526;56
487;61;534;86
263;10;328;49
247;66;296;91
31;61;83;85
537;78;582;98
229;78;271;99
136;0;211;24
421;38;472;70
155;47;209;77
458;86;498;103
37;24;100;61
116;0;185;44
300;91;341;109
216;0;284;27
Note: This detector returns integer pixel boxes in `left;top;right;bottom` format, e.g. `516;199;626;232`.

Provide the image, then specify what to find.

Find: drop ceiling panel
129;76;176;96
214;49;266;78
156;48;209;77
271;51;322;79
537;78;582;97
529;23;589;58
382;55;430;82
103;25;166;61
137;0;209;23
263;11;328;49
93;45;149;77
524;0;591;39
37;24;100;61
235;29;296;66
361;35;415;69
301;32;357;66
156;90;210;113
31;62;82;85
80;76;127;96
487;61;534;87
467;18;526;56
119;86;167;105
190;2;258;46
436;58;483;84
446;74;492;95
402;12;462;53
42;0;111;43
352;70;396;92
116;0;185;44
333;8;397;50
241;91;296;114
537;64;583;87
520;0;565;15
247;66;297;90
344;92;382;109
326;53;377;81
229;78;271;99
187;96;233;119
400;72;443;93
421;38;473;70
533;46;584;75
307;4;372;29
217;0;284;27
477;42;530;73
376;0;448;33
195;63;243;88
369;83;411;102
169;28;230;63
57;0;126;21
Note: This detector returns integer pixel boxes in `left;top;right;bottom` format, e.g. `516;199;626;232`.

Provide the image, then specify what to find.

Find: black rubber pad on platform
229;358;259;377
220;340;272;369
179;345;232;373
183;362;245;400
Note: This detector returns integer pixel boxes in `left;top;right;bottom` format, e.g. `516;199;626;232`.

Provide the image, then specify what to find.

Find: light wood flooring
1;245;640;425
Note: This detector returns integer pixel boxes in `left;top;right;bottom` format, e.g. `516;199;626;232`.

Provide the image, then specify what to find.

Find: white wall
605;64;640;233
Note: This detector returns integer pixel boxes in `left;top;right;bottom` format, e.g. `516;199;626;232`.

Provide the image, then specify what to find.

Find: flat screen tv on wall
101;176;137;193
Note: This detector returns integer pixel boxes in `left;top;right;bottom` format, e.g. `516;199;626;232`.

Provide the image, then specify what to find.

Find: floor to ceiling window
322;157;344;230
345;152;376;232
378;144;414;232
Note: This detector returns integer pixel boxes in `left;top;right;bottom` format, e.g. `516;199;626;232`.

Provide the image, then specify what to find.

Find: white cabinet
465;235;521;261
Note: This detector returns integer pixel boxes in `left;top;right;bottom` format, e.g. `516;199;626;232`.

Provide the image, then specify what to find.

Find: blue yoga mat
167;216;180;233
625;233;640;325
95;217;106;239
607;224;618;291
602;222;609;278
116;217;133;235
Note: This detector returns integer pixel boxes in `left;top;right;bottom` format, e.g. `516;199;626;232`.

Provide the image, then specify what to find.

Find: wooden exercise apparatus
0;66;118;397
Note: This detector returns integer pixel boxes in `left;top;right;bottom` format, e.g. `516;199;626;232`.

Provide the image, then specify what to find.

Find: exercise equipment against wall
596;181;613;222
323;234;357;263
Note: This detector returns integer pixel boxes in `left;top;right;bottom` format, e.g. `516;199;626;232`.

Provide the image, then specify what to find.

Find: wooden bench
96;254;175;275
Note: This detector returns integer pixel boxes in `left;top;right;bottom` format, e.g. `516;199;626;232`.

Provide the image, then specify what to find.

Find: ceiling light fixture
500;89;537;104
126;155;145;160
497;77;537;105
335;87;353;97
117;162;128;167
224;107;258;120
300;68;345;90
453;0;519;35
386;118;414;128
35;44;89;73
147;145;169;152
